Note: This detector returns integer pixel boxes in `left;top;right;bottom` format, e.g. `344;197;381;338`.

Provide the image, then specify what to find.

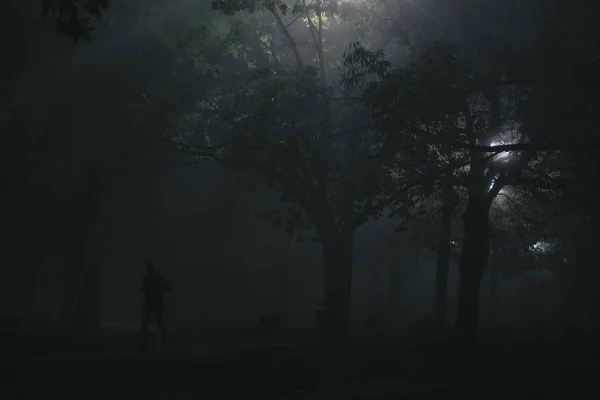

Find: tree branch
166;141;325;223
442;141;600;153
270;8;305;71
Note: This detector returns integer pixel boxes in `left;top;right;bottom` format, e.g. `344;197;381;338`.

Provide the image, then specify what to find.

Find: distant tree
15;3;176;329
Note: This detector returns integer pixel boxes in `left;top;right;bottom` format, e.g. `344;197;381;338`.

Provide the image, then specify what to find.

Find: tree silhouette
43;0;111;41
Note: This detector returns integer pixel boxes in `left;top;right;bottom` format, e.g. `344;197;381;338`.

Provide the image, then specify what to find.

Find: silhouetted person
139;261;171;352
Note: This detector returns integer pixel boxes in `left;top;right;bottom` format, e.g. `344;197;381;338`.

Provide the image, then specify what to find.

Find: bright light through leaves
529;241;553;253
488;120;522;165
490;141;511;162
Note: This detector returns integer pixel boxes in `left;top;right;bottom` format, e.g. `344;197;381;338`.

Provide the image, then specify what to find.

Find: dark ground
2;326;599;399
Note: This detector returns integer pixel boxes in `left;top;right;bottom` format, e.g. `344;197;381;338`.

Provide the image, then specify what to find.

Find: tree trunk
321;230;353;345
456;196;491;341
367;244;382;319
271;10;304;71
434;182;458;331
391;233;420;323
592;300;599;337
387;235;402;317
489;250;498;325
278;230;296;316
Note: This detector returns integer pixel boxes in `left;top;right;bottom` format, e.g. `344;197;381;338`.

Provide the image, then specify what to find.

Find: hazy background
0;0;568;337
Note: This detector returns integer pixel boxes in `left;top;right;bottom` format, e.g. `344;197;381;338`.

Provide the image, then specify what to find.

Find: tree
43;0;112;41
43;0;600;341
19;1;178;330
356;0;600;340
342;1;470;332
158;0;448;343
433;176;460;330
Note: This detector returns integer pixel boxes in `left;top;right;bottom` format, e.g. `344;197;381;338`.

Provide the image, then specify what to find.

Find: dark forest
2;0;599;398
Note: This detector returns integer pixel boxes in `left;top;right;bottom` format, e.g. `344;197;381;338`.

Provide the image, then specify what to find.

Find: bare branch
165;140;327;223
270;9;305;70
443;141;600;153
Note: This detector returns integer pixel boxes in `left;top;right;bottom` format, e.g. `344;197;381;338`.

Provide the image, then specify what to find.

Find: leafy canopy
43;0;112;41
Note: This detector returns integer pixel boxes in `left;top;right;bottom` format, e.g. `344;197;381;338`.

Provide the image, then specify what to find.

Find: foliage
170;63;404;237
336;0;600;299
43;0;112;41
41;0;600;300
212;0;288;15
154;1;435;240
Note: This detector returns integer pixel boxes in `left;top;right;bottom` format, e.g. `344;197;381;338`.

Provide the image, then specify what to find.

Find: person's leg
156;309;168;346
139;307;152;352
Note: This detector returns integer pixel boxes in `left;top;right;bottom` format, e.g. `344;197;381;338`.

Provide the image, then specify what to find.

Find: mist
2;0;599;398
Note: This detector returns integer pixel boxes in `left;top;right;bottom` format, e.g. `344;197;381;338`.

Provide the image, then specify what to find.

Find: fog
1;0;580;337
4;2;600;399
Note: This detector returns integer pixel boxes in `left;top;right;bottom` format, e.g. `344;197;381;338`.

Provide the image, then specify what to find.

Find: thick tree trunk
456;196;491;341
592;300;599;337
434;182;457;331
387;237;402;316
489;250;498;325
321;230;353;345
367;246;382;319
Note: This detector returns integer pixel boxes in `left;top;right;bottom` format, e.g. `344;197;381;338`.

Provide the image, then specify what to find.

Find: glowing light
490;141;511;162
529;241;553;253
